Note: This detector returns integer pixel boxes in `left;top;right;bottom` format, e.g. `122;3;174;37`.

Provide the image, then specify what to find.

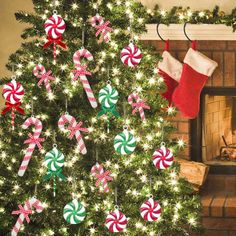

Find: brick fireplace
146;40;236;166
145;40;236;235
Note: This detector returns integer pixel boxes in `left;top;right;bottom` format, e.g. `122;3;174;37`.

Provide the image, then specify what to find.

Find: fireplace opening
202;95;236;165
190;88;236;174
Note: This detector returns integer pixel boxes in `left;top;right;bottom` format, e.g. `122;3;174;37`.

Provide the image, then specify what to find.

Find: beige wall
0;0;33;77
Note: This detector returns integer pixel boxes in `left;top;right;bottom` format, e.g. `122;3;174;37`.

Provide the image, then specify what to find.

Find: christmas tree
0;0;201;235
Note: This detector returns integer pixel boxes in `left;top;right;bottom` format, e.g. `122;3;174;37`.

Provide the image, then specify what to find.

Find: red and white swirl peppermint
3;79;24;104
140;198;161;222
105;209;127;233
120;43;142;67
152;145;174;169
44;14;66;39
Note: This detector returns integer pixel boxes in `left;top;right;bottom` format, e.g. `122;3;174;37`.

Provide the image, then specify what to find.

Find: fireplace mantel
141;24;236;41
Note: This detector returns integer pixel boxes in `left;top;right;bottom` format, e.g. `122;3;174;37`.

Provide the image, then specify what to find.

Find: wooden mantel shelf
140;24;236;41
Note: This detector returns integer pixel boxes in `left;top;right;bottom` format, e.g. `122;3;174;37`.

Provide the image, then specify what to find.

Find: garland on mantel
148;5;236;31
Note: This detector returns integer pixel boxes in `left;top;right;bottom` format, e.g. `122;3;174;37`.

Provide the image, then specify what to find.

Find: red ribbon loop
72;65;91;81
37;70;55;87
132;100;150;114
12;204;32;223
1;102;25;115
43;35;67;49
68;122;89;139
24;133;45;150
95;21;112;37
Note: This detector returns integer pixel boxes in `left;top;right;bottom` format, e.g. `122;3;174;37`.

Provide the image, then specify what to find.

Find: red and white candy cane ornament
105;208;128;233
33;64;55;93
91;14;113;43
58;114;89;154
140;197;161;222
2;77;25;129
152;143;174;170
91;163;113;193
128;93;150;121
18;117;44;176
72;49;97;108
120;42;142;67
43;11;67;61
11;197;44;236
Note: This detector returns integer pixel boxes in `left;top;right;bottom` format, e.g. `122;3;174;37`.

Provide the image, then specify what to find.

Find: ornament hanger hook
31;99;34;117
11;64;16;80
65;98;68;113
82;23;85;48
115;187;118;205
183;22;193;42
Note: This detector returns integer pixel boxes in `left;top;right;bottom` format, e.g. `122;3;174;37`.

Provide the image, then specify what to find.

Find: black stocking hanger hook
156;23;167;42
183;22;193;42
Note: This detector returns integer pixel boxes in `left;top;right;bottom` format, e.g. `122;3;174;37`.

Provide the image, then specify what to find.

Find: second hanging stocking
173;44;218;119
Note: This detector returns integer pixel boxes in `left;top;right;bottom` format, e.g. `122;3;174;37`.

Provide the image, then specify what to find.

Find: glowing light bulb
179;14;184;20
187;10;193;17
89;227;96;234
72;3;78;10
167;106;175;114
149;77;156;85
107;3;112;9
60;64;67;71
177;139;185;147
42;14;47;20
189;217;196;225
199;11;205;17
160;10;166;16
135;72;143;80
138;18;144;24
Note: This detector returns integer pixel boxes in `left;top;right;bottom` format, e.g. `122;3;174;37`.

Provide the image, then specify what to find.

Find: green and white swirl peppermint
63;199;86;224
98;84;119;108
114;130;136;155
44;147;65;171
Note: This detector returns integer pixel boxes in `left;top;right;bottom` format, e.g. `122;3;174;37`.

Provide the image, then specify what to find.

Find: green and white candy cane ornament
114;126;137;155
63;199;86;224
43;144;66;197
97;81;120;133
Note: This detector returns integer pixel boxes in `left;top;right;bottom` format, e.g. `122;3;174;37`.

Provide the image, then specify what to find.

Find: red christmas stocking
172;47;218;119
158;43;183;106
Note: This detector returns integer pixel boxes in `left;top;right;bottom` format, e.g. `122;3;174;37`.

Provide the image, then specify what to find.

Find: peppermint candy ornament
97;83;120;128
98;84;118;109
120;42;142;67
114;128;136;155
105;209;128;233
140;197;161;222
3;78;24;104
152;144;174;169
2;77;25;129
43;11;67;62
44;13;66;39
44;147;65;171
63;199;86;224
